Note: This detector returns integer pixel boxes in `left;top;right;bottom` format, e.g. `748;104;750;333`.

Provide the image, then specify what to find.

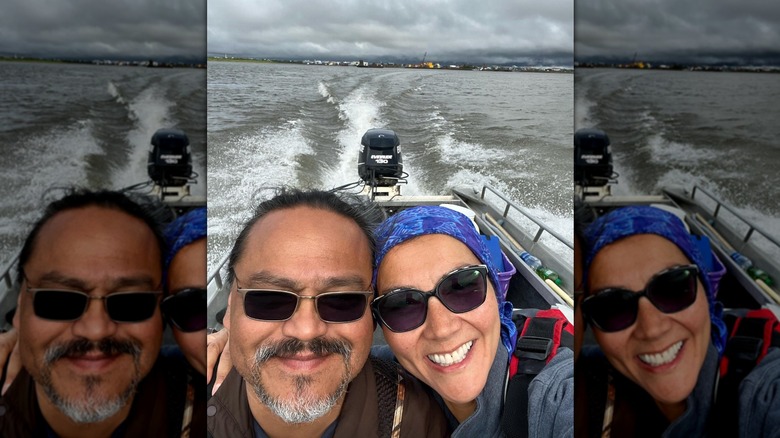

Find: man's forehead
237;207;373;288
248;206;370;252
25;206;162;280
38;205;154;240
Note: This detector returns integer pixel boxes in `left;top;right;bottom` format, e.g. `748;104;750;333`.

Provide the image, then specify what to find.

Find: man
0;189;182;437
207;188;447;438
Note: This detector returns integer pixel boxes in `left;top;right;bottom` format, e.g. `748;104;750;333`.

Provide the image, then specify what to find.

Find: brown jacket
0;357;201;437
207;356;449;438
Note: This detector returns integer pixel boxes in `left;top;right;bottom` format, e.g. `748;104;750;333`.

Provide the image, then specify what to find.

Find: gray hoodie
579;343;780;437
374;342;575;438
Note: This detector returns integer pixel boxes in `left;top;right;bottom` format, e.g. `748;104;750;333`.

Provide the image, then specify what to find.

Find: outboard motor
574;128;613;187
358;128;403;186
148;128;192;187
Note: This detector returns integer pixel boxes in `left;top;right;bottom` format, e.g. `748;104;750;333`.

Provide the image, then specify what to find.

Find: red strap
719;309;779;378
509;309;573;377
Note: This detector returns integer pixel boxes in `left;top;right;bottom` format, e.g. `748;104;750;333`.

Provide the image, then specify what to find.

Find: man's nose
71;296;119;340
281;296;328;341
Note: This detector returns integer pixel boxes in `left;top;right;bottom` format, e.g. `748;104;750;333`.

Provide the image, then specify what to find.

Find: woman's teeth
638;341;683;366
428;341;473;366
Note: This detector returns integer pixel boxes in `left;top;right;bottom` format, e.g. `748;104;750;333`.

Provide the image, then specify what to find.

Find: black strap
515;317;558;374
502;371;534;438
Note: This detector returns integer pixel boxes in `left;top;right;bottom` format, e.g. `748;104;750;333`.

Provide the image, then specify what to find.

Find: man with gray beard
207;189;448;438
0;189;184;437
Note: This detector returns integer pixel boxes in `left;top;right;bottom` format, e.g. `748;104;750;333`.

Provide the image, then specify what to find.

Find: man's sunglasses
372;265;488;333
161;288;206;332
235;286;373;323
26;288;161;323
581;265;699;332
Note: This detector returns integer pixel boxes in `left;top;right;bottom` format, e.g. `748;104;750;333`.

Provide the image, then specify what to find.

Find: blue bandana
373;206;517;359
584;205;727;355
164;207;207;269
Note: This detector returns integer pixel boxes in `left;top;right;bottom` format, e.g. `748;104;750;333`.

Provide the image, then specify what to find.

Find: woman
371;205;573;437
160;207;208;437
162;207;208;376
575;205;780;437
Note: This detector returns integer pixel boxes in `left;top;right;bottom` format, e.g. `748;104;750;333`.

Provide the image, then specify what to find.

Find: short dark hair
226;188;385;286
17;188;167;284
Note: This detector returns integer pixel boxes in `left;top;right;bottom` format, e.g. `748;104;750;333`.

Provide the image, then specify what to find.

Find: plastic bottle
536;266;563;286
519;252;543;271
730;252;753;270
747;266;775;287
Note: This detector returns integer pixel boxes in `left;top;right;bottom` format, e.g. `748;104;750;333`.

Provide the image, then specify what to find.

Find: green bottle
748;266;775;287
536;266;563;286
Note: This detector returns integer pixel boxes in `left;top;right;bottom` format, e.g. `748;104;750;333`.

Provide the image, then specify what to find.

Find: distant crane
418;52;433;68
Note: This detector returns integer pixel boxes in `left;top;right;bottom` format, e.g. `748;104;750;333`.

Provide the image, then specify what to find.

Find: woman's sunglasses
235;286;373;323
161;288;207;332
581;264;699;332
372;265;488;333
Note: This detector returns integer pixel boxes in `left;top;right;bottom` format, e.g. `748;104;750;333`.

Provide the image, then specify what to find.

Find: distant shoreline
207;57;573;73
576;62;779;74
0;56;205;68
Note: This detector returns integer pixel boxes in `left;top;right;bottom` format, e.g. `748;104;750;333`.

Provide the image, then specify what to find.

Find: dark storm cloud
208;0;573;65
575;0;780;64
0;0;205;60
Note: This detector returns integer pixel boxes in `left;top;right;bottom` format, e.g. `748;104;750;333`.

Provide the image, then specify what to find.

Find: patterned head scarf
584;205;727;354
373;206;517;358
164;207;207;269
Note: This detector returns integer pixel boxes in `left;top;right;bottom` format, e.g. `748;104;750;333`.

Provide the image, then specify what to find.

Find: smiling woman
371;206;574;437
575;206;780;437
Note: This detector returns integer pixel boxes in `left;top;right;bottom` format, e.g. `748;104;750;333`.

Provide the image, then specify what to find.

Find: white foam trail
574;92;596;130
433;132;511;167
654;169;715;196
731;206;780;262
444;168;572;264
645;134;724;165
509;206;573;266
0;121;102;266
427;110;446;129
107;81;125;105
206;122;314;270
322;85;386;190
112;85;175;190
318;81;336;104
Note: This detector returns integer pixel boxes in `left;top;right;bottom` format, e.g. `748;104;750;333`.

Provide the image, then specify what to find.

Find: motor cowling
574;128;613;187
358;128;403;186
148;128;192;187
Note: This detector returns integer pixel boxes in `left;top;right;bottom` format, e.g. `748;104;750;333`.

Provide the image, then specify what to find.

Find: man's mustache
44;338;141;364
255;337;351;364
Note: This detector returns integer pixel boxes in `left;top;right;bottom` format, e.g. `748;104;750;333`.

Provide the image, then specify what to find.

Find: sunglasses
26;288;161;323
581;265;699;332
235;285;373;323
161;288;206;332
372;265;488;333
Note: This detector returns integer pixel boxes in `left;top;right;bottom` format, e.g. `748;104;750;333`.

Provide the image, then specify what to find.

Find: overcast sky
208;0;573;66
0;0;205;61
576;0;780;64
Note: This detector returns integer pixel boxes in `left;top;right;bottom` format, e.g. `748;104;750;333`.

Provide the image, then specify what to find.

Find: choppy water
575;68;780;254
207;62;574;270
0;61;206;267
